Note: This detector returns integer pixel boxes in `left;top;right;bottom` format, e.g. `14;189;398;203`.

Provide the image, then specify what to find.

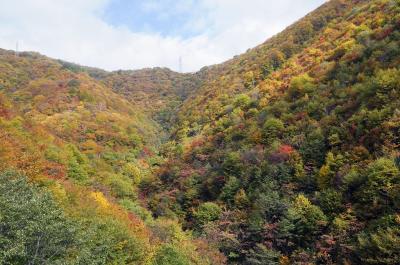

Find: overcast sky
0;0;325;72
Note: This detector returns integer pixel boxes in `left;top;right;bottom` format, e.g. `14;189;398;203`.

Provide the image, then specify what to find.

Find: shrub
262;118;284;145
288;74;316;99
193;202;222;227
152;244;190;265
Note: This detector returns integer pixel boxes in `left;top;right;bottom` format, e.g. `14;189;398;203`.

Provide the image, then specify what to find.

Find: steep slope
174;0;354;131
0;49;224;264
146;0;400;264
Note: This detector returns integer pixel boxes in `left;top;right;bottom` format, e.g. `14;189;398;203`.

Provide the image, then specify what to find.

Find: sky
0;0;325;72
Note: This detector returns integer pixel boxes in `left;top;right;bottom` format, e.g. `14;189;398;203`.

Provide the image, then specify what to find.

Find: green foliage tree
300;128;326;166
234;94;252;109
152;244;190;265
262;118;284;145
356;215;400;265
76;218;146;265
317;152;345;190
106;174;135;198
279;195;327;247
122;162;142;185
355;158;400;216
2;0;400;264
219;176;241;205
0;172;148;265
222;152;244;177
288;74;315;99
68;158;89;183
67;144;89;183
316;189;344;217
0;171;78;264
372;68;400;104
193;202;222;227
119;199;153;223
249;180;286;230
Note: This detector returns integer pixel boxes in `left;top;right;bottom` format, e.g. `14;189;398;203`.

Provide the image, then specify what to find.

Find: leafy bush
152;244;190;265
262;118;284;145
288;74;316;99
193;202;222;227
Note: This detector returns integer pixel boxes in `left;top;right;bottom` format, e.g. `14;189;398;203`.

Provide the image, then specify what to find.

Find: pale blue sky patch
102;0;202;37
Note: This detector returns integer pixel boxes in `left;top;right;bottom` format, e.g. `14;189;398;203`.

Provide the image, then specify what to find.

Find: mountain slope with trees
0;0;400;264
0;49;224;264
145;0;400;264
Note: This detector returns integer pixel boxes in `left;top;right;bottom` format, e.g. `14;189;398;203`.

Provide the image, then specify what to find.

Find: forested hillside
0;0;400;264
146;0;400;264
0;49;223;264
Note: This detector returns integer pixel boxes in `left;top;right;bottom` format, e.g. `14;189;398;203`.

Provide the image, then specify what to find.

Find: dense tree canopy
1;0;400;264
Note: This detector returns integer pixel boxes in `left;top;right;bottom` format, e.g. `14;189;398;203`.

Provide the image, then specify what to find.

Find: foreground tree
0;171;78;264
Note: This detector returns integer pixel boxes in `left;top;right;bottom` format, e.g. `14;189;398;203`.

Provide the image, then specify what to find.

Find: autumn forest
0;0;400;264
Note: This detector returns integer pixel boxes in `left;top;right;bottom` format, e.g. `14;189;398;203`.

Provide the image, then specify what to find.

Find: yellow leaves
114;240;129;251
395;214;400;225
122;162;141;185
294;194;312;208
232;107;245;119
248;125;262;144
375;68;400;91
234;189;249;208
318;152;335;190
90;191;110;209
95;111;125;125
244;71;255;81
259;97;269;108
76;102;86;113
319;164;331;179
318;152;345;190
331;208;356;233
341;39;356;51
48;182;67;202
244;71;256;88
323;27;339;39
332;216;349;233
292;154;306;182
28;78;53;92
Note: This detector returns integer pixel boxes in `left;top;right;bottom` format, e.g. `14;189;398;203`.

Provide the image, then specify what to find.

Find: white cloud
0;0;325;72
